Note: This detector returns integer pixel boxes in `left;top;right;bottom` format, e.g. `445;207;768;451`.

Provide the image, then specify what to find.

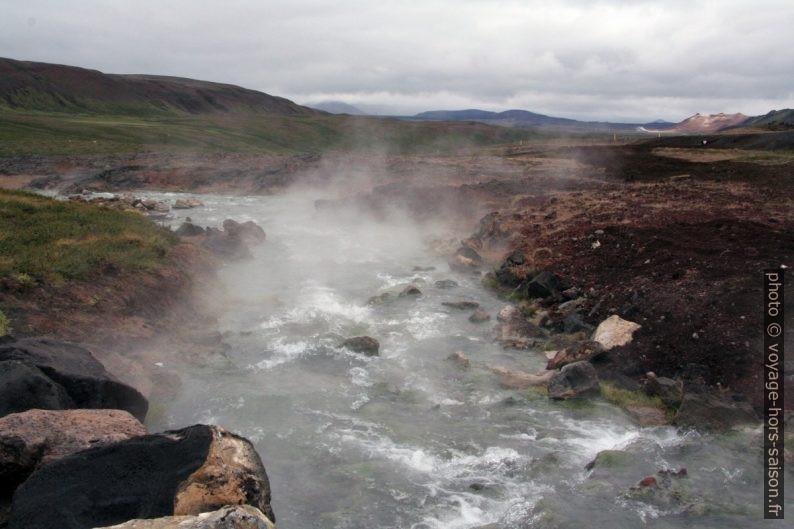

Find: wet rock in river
673;382;757;432
202;228;252;260
367;292;394;305
442;301;479;310
643;372;683;408
341;336;380;356
497;304;519;322
8;425;274;529
492;367;555;389
223;219;267;243
94;505;275;529
447;351;470;368
174;221;205;237
399;285;422;297
172;198;204;209
449;246;483;270
547;361;599;399
546;340;604;370
624;467;706;515
624;405;668;426
0;338;148;421
496;305;546;349
469;309;491;323
434;279;459;289
0;409;146;495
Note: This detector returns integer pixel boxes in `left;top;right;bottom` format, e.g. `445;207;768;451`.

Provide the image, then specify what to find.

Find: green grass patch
0;110;538;157
600;382;665;409
0;309;10;336
0;189;178;283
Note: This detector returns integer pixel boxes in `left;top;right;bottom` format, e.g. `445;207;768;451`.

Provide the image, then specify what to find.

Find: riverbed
141;190;778;529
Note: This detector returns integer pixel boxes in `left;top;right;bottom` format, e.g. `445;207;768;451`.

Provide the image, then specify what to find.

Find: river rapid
140;190;783;529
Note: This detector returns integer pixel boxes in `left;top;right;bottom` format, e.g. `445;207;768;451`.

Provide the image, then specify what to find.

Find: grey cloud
0;0;792;121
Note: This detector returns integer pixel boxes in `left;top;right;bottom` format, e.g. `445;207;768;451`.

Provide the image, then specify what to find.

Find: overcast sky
1;0;793;122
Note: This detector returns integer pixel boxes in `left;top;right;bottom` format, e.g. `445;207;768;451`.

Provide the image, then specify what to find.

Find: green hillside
740;109;794;131
0;57;536;155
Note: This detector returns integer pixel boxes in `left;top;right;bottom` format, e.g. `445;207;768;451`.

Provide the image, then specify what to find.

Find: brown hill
666;112;748;133
0;57;315;116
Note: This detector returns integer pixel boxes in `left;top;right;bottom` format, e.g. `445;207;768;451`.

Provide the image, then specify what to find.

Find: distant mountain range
412;108;675;132
412;108;794;133
2;57;792;137
309;101;366;115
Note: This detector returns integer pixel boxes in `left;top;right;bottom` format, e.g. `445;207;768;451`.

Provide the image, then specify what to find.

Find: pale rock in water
592;315;641;350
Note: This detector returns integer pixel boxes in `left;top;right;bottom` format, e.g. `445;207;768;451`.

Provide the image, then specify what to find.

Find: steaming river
141;191;784;528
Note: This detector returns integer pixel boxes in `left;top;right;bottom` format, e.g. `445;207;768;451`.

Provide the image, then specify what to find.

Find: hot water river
139;190;783;529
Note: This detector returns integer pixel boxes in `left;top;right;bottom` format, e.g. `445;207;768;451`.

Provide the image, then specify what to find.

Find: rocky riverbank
434;146;794;432
0;335;278;528
0;191;277;528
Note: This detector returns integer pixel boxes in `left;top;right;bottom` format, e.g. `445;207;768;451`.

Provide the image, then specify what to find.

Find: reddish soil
467;144;794;412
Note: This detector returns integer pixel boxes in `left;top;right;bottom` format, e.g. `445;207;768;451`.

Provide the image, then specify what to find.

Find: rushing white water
141;190;785;529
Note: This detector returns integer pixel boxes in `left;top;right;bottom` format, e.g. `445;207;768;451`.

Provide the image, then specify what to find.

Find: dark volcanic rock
0;360;74;417
562;311;593;334
548;361;600;399
643;372;683;408
367;292;394;305
504;250;526;266
450;246;483;270
174;222;205;237
526;270;564;299
469;309;491;323
547;341;605;370
202;228;251;260
399;285;422;297
222;219;266;242
673;382;757;431
442;301;480;310
0;338;148;421
341;336;380;356
8;425;274;529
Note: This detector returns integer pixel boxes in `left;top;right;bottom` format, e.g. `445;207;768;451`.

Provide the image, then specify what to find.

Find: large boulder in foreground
0;409;146;496
96;505;275;529
592;315;641;350
0;337;148;421
548;361;600;399
8;425;274;529
0;360;74;417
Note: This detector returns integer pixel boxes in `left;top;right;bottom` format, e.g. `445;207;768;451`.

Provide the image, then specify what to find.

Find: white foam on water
379;310;449;341
252;337;312;370
349;366;373;387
